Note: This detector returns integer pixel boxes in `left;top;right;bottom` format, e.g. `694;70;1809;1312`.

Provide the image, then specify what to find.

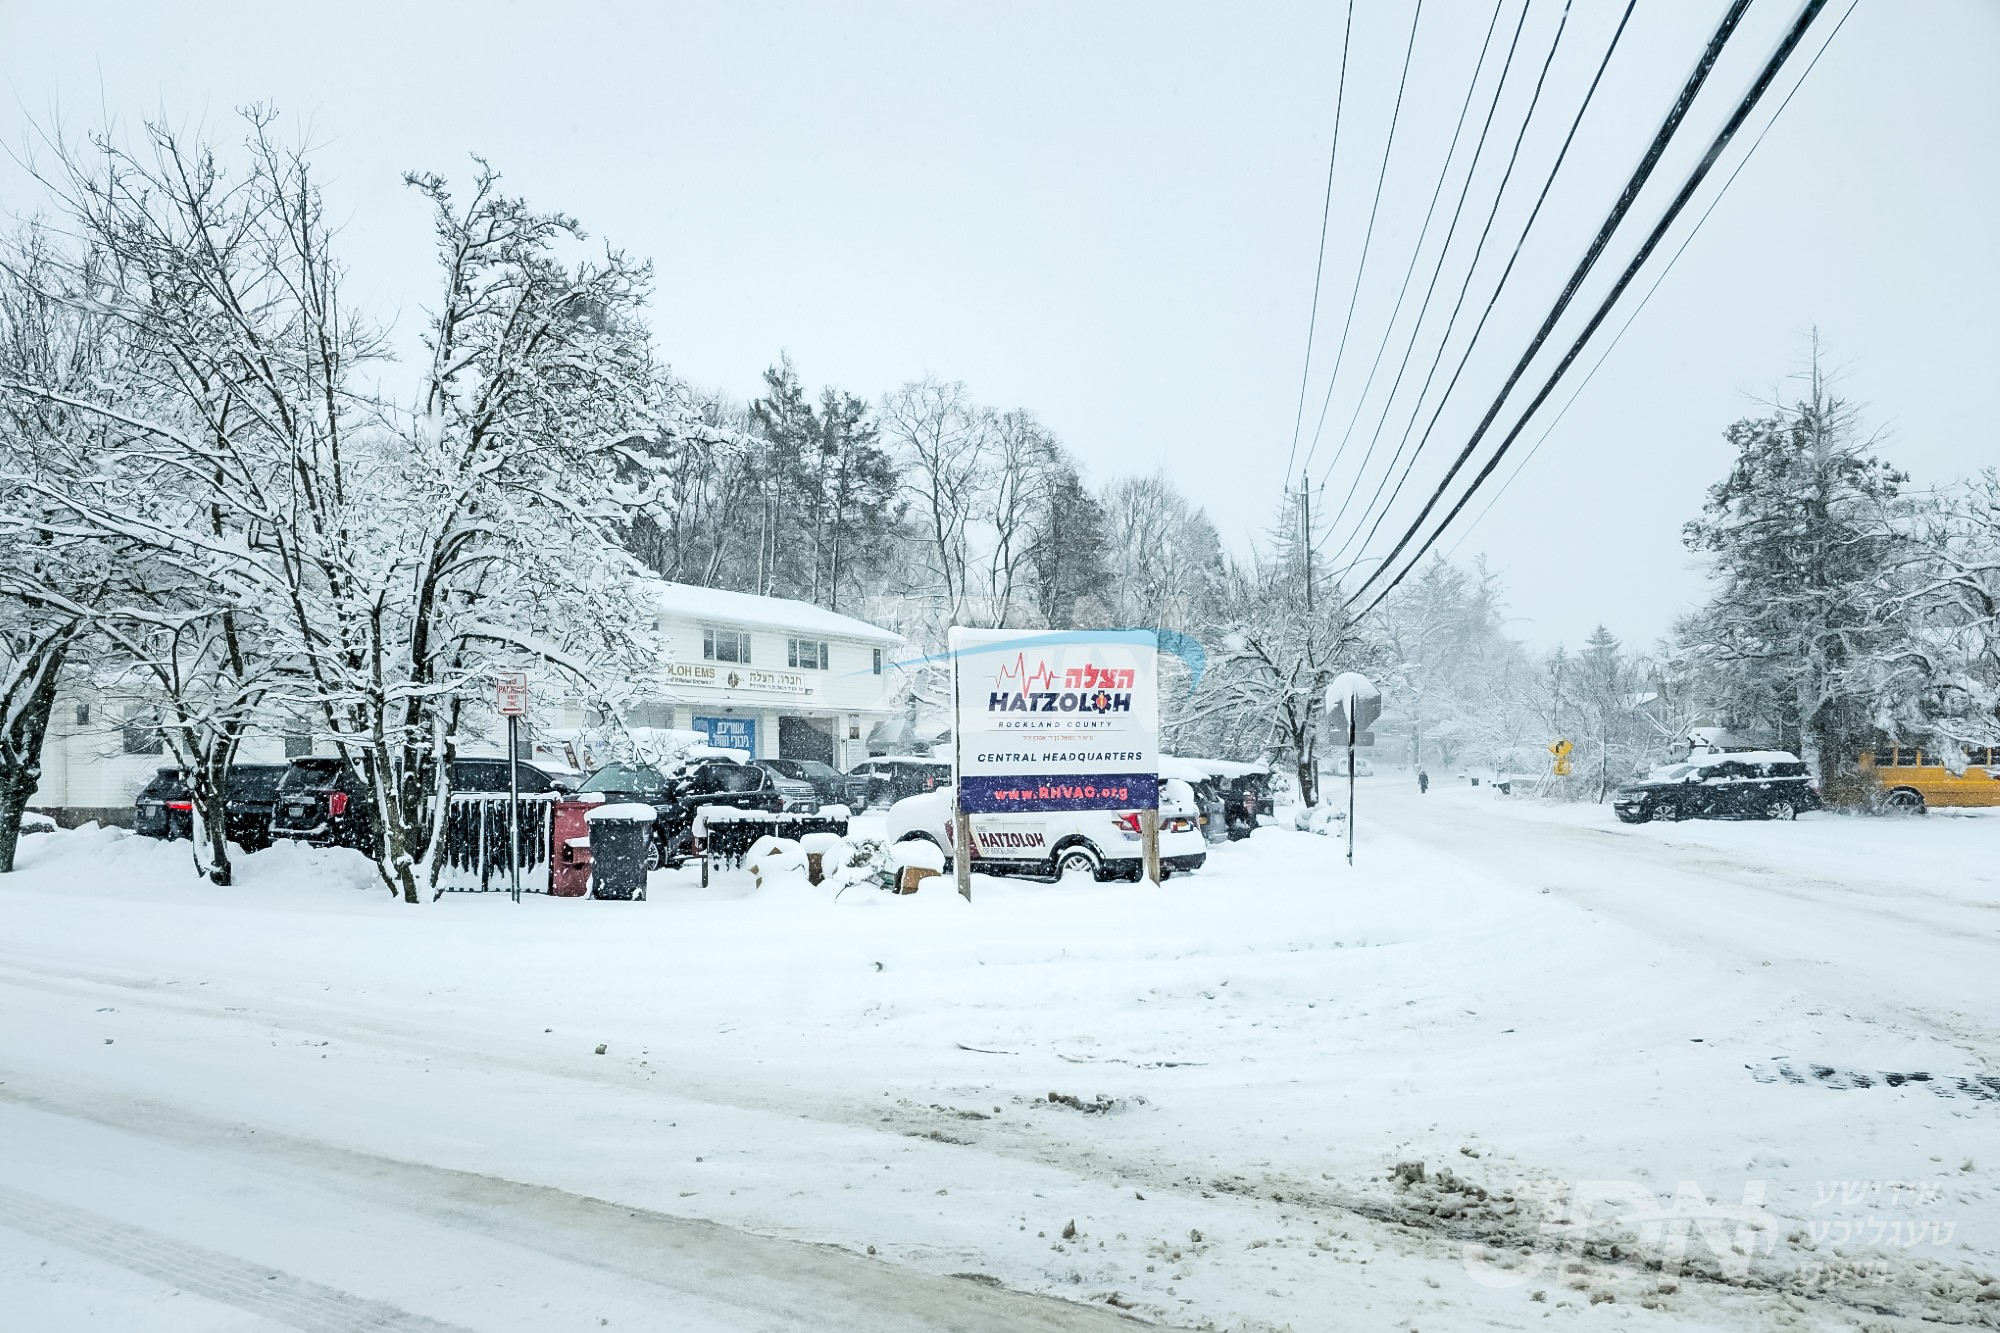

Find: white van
884;780;1208;881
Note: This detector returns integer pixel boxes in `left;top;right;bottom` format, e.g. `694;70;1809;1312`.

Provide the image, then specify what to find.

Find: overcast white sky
4;0;1995;650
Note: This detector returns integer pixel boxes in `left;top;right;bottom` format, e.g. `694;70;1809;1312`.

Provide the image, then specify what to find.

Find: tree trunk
0;639;67;874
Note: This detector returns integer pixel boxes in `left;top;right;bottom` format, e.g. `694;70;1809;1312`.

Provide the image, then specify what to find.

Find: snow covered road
2;794;1996;1330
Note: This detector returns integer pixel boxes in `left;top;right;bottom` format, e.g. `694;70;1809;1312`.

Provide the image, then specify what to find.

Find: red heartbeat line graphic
992;653;1058;694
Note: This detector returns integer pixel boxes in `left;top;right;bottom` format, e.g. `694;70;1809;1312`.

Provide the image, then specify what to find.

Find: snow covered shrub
821;836;893;897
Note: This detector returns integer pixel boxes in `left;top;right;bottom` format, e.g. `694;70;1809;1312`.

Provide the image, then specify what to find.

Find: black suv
133;763;293;850
755;758;867;811
271;756;564;850
1613;753;1821;823
577;758;783;867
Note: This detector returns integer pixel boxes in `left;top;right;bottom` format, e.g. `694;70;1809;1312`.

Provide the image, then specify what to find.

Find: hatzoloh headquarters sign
949;628;1160;813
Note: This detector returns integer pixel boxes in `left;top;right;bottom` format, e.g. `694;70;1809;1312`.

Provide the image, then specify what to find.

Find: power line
1306;0;1510;511
1296;0;1426;481
1317;0;1591;565
1442;0;1860;557
1325;0;1638;576
1280;0;1357;487
1341;0;1757;608
1352;0;1839;624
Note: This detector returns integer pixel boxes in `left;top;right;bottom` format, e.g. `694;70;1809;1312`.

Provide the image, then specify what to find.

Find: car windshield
579;764;668;796
798;761;839;779
1646;764;1697;782
706;766;763;793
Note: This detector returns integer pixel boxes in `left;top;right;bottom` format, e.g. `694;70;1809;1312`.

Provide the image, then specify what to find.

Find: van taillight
1115;812;1142;834
329;792;349;817
166;800;193;811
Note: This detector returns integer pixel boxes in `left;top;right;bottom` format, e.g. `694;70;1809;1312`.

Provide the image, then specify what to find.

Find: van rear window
280;761;343;792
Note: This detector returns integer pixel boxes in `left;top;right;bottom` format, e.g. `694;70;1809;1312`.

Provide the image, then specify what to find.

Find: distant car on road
1612;752;1821;823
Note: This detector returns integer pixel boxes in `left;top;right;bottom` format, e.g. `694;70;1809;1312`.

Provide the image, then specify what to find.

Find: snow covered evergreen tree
1681;346;1913;799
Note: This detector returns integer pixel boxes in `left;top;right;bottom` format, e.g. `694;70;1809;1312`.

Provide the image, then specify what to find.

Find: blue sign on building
692;715;756;756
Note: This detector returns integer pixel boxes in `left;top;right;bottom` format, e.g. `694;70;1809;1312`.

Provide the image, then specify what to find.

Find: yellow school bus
1858;746;2000;812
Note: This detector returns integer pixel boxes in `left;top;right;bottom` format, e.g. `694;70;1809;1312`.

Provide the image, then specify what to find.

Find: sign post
949;628;1162;890
495;673;529;902
1325;672;1381;867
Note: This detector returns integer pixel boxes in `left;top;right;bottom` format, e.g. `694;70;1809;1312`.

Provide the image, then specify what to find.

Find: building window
283;725;313;759
627;701;674;729
75;702;90;725
703;627;750;663
872;648;883;676
121;708;162;755
788;638;829;670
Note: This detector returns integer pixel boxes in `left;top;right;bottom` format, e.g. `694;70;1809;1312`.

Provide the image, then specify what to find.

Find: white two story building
614;583;904;768
28;582;904;826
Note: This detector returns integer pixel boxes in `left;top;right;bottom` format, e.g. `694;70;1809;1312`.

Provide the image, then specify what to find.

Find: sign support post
495;673;529;903
1324;672;1381;869
1140;808;1161;884
1346;711;1356;867
951;648;972;900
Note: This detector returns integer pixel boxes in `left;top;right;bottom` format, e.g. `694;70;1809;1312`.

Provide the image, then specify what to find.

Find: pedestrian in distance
1418;769;1430;795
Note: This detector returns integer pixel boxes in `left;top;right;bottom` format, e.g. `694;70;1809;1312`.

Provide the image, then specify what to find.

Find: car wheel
644;839;664;872
1765;799;1796;822
1052;845;1102;882
1654;802;1681;822
1884;788;1926;815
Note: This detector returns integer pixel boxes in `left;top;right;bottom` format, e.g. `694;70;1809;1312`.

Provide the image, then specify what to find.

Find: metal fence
434;792;558;897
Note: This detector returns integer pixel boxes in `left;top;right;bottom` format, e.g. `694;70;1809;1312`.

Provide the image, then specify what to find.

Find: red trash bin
550;798;596;896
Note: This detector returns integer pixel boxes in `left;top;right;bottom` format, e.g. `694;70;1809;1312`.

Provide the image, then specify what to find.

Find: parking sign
494;673;529;717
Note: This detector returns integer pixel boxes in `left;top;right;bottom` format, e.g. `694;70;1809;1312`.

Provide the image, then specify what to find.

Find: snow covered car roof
1160;755;1271;781
1687;750;1804;768
656;582;903;645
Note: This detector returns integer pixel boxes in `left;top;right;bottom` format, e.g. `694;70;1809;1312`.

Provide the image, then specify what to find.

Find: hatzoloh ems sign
949;628;1159;814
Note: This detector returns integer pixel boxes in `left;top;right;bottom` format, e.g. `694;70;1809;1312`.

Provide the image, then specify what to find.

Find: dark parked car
270;755;564;850
756;758;867;811
1189;778;1230;845
749;760;822;813
577;758;784;868
1613;752;1821;823
847;757;952;807
1221;772;1273;840
134;763;293;850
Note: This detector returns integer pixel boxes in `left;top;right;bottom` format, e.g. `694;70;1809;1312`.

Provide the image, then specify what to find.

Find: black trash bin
586;803;656;901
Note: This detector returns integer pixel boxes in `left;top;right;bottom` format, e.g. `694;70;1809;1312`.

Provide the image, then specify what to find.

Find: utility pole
1301;486;1313;613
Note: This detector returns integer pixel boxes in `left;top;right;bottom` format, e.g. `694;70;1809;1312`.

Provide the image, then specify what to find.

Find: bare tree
881;376;991;626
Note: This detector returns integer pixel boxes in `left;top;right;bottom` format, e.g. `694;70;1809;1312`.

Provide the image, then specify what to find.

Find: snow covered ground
2;783;1997;1331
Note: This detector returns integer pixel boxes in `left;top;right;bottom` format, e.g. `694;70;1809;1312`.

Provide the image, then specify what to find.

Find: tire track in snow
1363;797;2000;1055
0;1078;1160;1333
0;1182;475;1333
